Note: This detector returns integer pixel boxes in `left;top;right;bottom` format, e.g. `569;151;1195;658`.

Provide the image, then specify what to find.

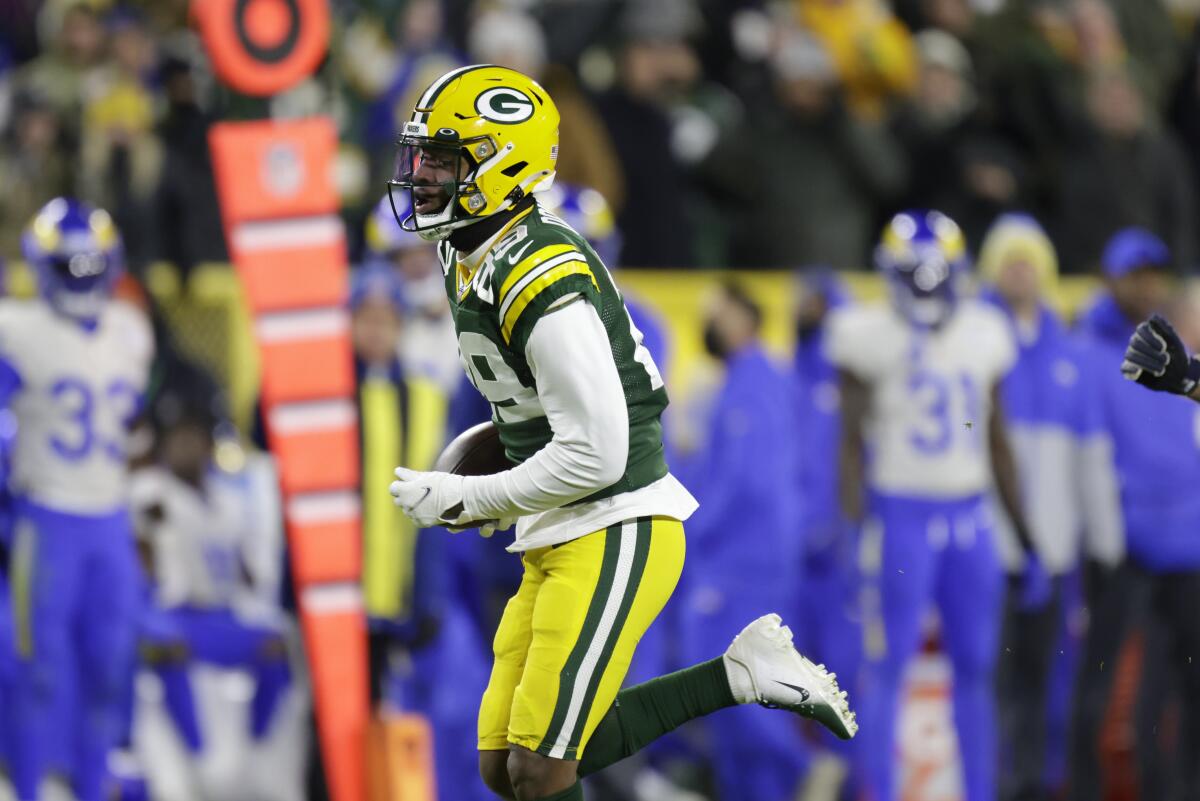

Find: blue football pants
6;501;140;801
855;493;1004;801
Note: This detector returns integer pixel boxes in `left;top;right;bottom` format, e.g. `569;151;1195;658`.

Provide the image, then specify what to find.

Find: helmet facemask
875;210;967;330
388;125;518;242
40;249;119;323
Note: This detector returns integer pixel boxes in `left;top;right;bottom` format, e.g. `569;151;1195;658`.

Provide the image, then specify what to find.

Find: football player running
386;65;856;801
1;199;153;801
828;211;1042;801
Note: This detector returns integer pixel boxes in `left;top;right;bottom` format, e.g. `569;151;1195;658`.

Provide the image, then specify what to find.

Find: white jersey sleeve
3;299;154;514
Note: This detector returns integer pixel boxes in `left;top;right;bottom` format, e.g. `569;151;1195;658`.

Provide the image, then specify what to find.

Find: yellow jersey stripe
498;243;583;304
498;251;588;322
501;261;596;342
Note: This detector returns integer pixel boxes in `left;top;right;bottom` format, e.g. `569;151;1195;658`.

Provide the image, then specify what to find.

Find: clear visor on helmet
387;137;485;235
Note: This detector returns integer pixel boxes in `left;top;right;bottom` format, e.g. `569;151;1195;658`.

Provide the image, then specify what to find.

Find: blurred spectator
677;281;806;801
971;0;1087;214
132;389;291;773
152;54;227;277
976;214;1122;801
594;0;705;267
0;44;14;134
80;10;162;269
354;0;462;177
705;29;906;269
790;269;857;619
363;194;459;393
0;405;14;773
1101;0;1181;109
794;0;919;120
0;89;73;259
16;1;106;133
1055;66;1196;273
1167;22;1200;260
891;30;1026;248
895;0;975;37
469;8;626;214
349;263;448;628
1071;228;1200;801
347;263;490;801
790;269;859;792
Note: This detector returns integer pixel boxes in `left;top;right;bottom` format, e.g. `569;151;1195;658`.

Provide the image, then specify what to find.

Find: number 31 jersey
439;202;670;504
0;298;154;515
826;300;1016;499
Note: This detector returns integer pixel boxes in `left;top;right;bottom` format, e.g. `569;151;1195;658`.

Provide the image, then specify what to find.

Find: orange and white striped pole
195;4;367;801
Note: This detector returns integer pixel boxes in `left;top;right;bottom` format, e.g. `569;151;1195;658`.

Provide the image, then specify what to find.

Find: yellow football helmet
388;64;560;241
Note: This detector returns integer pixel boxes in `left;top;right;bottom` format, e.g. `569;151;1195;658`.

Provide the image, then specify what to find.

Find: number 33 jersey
439;202;671;504
0;299;154;514
826;301;1016;499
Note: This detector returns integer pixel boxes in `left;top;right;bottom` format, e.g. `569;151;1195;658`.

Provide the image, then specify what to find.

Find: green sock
533;781;584;801
578;657;736;777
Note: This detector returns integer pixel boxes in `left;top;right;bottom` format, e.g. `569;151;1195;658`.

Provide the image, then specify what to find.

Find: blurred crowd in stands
3;0;1200;277
5;2;1200;801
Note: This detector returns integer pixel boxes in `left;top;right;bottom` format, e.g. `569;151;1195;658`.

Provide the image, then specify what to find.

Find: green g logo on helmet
476;87;535;124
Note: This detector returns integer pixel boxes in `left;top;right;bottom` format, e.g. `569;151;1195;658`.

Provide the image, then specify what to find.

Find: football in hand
433;421;513;530
434;421;512;476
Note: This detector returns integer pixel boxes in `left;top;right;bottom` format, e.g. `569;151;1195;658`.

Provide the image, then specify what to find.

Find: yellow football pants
477;515;686;760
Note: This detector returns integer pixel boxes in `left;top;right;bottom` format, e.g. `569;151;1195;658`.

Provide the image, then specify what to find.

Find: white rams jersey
0;298;153;514
826;300;1016;498
131;466;249;609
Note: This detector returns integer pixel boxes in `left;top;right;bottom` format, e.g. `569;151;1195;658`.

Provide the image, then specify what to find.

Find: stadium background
1;1;1199;801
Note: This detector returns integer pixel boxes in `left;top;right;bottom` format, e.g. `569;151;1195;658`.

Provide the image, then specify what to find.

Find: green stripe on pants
539;523;623;754
566;517;652;753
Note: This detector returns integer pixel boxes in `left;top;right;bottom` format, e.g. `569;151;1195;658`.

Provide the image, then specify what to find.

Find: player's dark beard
702;321;727;361
449;195;537;254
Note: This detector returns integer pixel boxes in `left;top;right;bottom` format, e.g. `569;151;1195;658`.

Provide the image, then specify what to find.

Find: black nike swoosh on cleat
773;680;810;703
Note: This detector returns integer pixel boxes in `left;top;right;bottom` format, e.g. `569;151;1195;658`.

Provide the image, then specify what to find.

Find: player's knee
506;746;577;800
478;751;514;800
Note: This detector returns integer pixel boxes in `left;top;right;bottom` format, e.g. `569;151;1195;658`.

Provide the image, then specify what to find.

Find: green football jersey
438;202;669;503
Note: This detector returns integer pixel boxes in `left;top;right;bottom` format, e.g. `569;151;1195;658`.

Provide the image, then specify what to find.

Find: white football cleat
723;613;858;740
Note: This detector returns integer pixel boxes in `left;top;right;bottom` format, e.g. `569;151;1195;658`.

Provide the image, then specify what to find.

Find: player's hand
1121;314;1200;395
445;516;515;538
476;517;516;538
1017;553;1052;612
390;467;468;528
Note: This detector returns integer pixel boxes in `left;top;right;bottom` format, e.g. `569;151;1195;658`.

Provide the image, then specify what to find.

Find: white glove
390;467;468;528
476;517;517;539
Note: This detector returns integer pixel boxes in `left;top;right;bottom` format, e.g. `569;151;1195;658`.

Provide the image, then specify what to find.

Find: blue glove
1122;314;1200;395
1017;554;1052;612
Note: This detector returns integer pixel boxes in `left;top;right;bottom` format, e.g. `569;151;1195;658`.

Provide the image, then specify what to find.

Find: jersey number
460;303;664;421
907;371;981;455
459;333;541;423
49;377;141;462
